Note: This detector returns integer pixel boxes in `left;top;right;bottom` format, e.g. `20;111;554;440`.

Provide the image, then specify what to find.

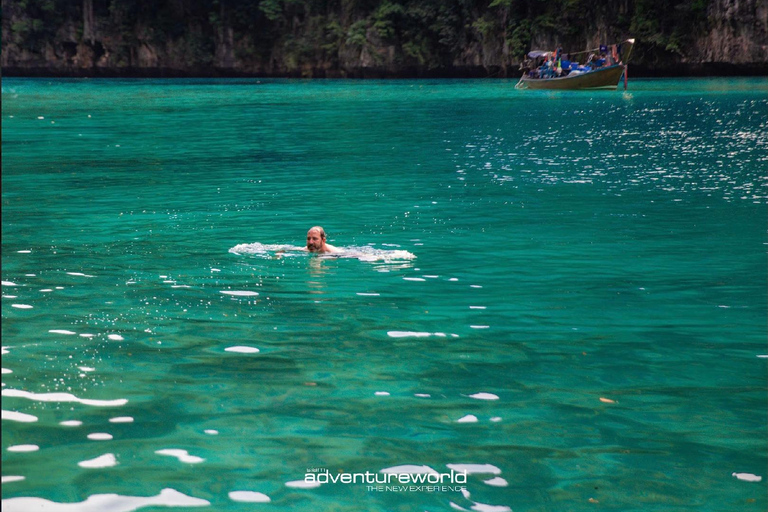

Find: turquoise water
2;77;766;511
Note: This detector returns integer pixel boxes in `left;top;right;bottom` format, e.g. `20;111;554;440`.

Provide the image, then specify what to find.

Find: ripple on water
3;389;127;407
2;410;38;423
78;453;118;468
155;449;205;464
1;488;209;511
229;491;271;503
224;346;260;353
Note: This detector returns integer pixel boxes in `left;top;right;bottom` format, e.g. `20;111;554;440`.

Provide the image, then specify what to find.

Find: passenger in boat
305;226;339;254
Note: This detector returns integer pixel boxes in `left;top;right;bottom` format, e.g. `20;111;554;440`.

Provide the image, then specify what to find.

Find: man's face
306;230;324;252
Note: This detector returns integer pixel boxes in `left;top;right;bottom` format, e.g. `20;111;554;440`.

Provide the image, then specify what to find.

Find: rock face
693;0;768;63
2;0;767;77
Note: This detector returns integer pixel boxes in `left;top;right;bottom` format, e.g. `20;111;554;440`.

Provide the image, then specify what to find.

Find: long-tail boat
515;39;635;90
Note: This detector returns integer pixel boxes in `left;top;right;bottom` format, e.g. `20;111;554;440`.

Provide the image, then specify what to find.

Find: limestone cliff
2;0;766;77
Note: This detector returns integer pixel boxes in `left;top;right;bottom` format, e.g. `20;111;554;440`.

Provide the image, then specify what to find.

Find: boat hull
518;64;626;90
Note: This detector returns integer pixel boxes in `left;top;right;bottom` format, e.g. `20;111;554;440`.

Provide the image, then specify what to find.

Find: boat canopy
527;50;551;59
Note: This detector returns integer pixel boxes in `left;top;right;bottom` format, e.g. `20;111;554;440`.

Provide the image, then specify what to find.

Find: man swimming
305;226;339;254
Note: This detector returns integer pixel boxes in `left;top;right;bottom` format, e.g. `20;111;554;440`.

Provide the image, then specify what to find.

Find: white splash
468;393;499;400
11;304;33;309
229;491;271;503
2;488;209;512
60;420;83;427
2;389;128;407
224;346;260;353
374;391;390;396
7;444;39;452
2;476;25;483
220;290;260;297
2;368;12;374
285;479;322;488
2;410;38;423
456;415;478;423
87;433;113;441
109;416;134;423
107;334;124;341
66;272;95;277
49;330;77;335
387;331;433;338
78;453;118;468
2;281;19;286
447;464;502;475
156;449;205;464
204;429;219;435
732;472;762;482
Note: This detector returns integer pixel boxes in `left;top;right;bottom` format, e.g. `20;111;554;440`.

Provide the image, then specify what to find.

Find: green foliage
0;0;731;73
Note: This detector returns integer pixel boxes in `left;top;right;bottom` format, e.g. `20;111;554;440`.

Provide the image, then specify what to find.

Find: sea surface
2;77;766;512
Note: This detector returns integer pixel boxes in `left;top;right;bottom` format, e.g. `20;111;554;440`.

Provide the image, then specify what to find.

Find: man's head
306;226;326;252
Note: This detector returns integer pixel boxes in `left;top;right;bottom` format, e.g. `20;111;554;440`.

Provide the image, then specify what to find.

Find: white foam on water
469;503;512;512
229;491;271;503
732;472;762;482
7;444;39;452
60;420;83;427
109;416;133;423
2;488;209;512
356;292;380;296
3;295;18;298
87;433;113;441
107;334;124;341
469;306;487;309
40;289;53;292
66;272;95;277
374;391;390;396
78;453;118;468
456;415;478;423
470;325;490;329
2;281;19;286
415;393;431;398
156;449;205;464
204;429;219;435
79;367;96;372
2;410;38;423
490;417;502;422
483;477;508;487
470;285;483;288
224;346;260;353
11;304;33;309
468;393;499;400
220;290;260;297
285;479;322;488
403;277;426;282
2;368;12;374
2;389;128;407
79;334;95;338
446;464;501;475
2;476;25;483
49;330;76;335
387;331;432;338
17;250;31;254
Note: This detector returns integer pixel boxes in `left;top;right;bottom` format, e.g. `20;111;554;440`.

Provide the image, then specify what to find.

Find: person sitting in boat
305;226;339;254
596;54;607;67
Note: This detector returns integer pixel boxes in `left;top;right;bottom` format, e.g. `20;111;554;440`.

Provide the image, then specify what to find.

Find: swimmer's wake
229;243;416;263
